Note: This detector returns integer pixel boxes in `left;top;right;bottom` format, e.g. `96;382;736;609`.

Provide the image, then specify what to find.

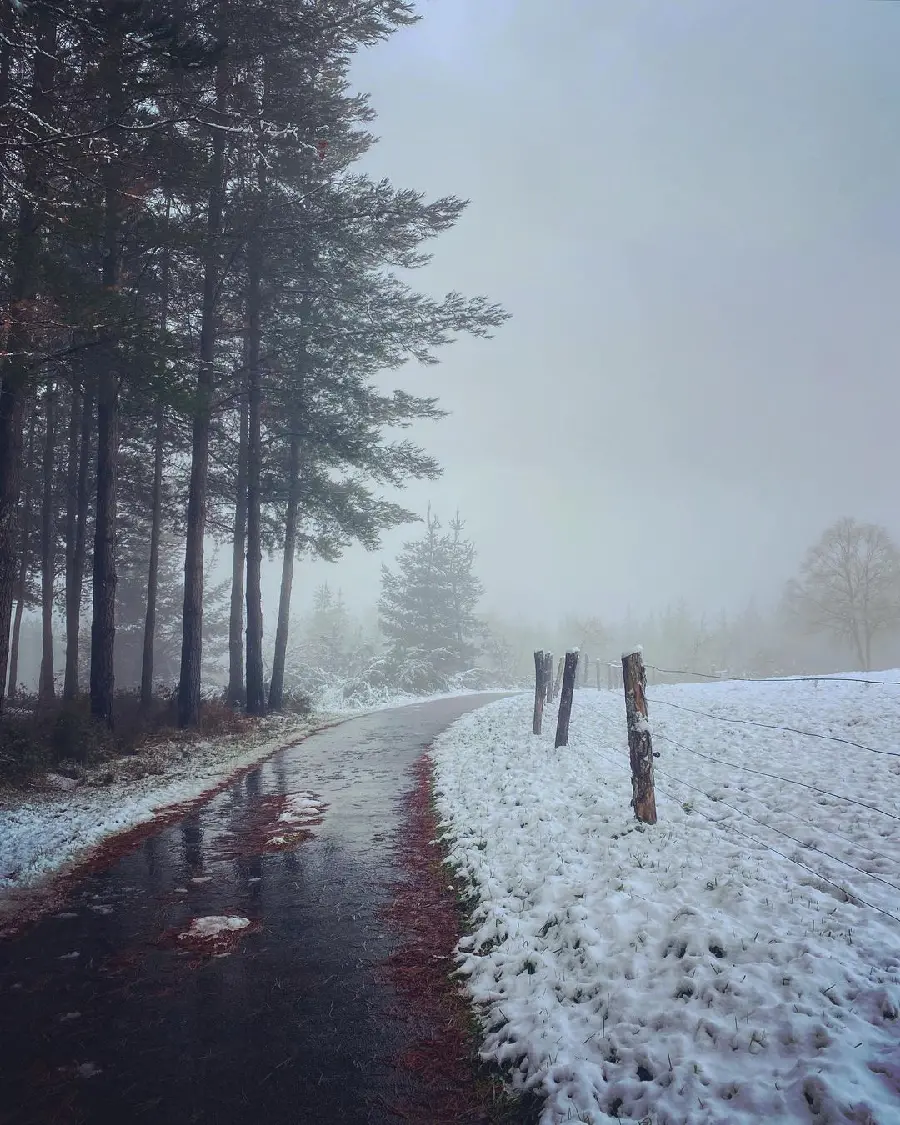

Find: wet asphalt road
0;695;504;1125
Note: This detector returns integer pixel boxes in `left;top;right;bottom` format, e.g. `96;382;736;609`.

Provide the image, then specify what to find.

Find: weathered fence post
533;650;546;734
552;657;564;703
596;662;601;690
543;651;554;703
554;649;579;748
622;649;657;824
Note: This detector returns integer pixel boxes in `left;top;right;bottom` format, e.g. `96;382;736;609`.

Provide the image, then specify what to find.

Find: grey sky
267;0;900;628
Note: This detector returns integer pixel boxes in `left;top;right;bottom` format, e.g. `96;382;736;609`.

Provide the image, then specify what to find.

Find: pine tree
281;583;375;705
379;510;483;693
308;585;351;671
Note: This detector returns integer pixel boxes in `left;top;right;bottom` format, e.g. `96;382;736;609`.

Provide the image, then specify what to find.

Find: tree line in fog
0;0;507;728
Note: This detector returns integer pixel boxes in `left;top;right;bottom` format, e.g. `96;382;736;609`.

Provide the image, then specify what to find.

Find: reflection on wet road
0;695;503;1125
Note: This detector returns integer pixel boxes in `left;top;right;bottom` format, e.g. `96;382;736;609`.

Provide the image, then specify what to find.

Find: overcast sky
266;0;900;629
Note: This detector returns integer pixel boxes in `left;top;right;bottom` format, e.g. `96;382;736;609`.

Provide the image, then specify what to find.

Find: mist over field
257;0;900;695
5;0;900;706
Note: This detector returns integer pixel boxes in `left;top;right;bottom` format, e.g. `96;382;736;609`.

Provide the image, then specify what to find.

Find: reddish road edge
377;751;541;1125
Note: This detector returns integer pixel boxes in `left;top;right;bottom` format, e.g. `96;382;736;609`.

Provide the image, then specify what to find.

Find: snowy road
0;695;506;1125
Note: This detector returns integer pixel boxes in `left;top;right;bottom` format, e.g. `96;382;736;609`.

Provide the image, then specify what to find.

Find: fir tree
310;585;349;666
379;510;483;693
282;583;376;705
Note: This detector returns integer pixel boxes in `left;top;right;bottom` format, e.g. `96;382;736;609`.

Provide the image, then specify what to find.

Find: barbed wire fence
531;647;900;928
642;653;900;926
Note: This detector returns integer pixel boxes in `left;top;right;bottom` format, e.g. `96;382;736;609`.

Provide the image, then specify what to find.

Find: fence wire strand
654;732;900;875
652;731;900;823
645;664;900;688
649;776;900;926
644;694;900;758
548;650;900;923
652;760;900;897
588;739;900;923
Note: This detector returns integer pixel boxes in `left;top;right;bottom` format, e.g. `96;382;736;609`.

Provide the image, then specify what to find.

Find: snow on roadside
312;685;510;716
0;712;334;892
433;679;900;1125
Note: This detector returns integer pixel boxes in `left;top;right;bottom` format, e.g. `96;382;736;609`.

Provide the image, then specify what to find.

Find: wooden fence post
552;657;564;703
622;649;657;824
533;650;545;734
543;651;554;703
554;650;579;748
596;662;601;690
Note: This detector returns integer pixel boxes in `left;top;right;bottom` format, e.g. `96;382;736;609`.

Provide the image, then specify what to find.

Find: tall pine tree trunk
4;372;33;699
226;388;248;705
65;378;93;698
90;371;118;727
63;378;82;698
39;377;56;700
7;415;36;699
266;294;309;712
0;7;57;716
8;580;27;700
245;237;265;716
141;403;165;706
0;7;11;167
178;47;228;729
268;434;300;712
141;219;171;709
90;16;124;728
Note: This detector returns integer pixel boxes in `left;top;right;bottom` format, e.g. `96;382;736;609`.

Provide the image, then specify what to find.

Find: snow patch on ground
179;915;250;940
278;792;323;823
433;677;900;1125
171;913;257;958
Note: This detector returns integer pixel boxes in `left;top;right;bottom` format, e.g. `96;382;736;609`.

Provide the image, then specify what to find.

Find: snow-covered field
433;675;900;1125
0;712;332;895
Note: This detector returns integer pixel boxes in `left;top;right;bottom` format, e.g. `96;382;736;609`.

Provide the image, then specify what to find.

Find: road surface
0;695;505;1125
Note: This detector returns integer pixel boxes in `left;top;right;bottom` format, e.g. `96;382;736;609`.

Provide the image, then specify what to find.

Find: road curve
0;694;505;1125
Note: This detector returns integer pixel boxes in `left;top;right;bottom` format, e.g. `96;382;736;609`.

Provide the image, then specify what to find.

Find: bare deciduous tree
785;517;900;671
